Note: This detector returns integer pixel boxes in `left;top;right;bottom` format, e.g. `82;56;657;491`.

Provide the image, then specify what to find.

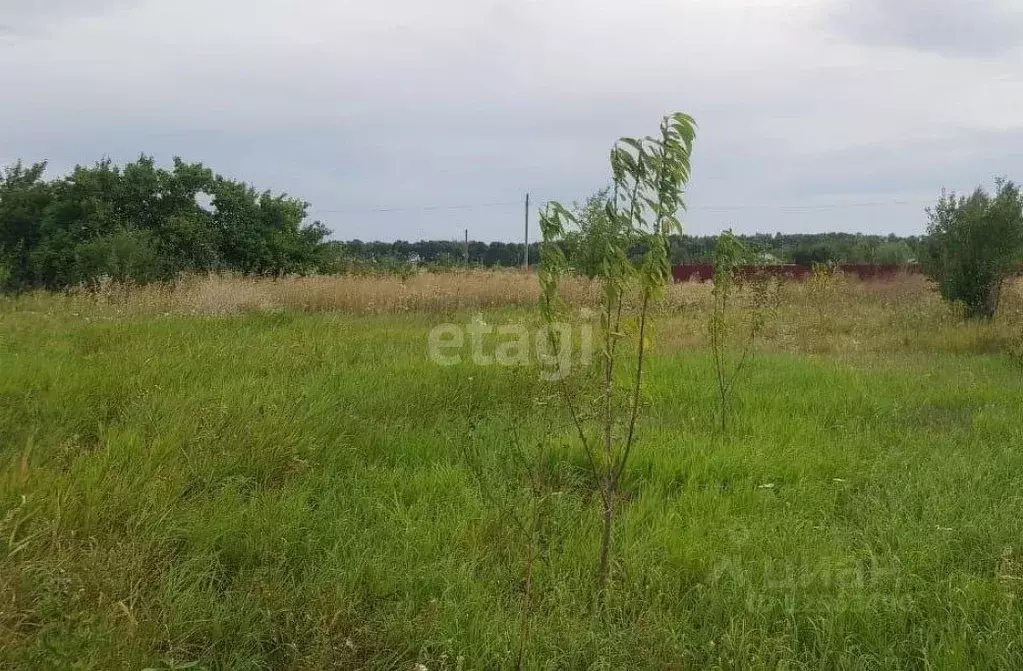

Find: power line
687;198;933;213
309;196;933;217
310;200;520;215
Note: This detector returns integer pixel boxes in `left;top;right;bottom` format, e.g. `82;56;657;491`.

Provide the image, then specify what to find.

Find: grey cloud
2;0;1022;241
0;0;137;33
831;0;1023;57
783;129;1023;197
680;127;1023;236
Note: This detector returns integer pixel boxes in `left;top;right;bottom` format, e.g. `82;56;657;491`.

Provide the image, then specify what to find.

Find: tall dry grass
3;270;599;315
2;269;1020;359
652;272;1023;358
176;270;605;314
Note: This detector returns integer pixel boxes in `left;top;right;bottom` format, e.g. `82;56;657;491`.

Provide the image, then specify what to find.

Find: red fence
672;263;924;283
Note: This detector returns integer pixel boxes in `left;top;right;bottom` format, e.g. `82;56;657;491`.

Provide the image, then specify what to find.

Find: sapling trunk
515;498;541;670
597;494;615;588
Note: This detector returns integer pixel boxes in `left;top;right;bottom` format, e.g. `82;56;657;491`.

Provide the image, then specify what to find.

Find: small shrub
709;231;774;433
806;261;837;329
922;179;1023;319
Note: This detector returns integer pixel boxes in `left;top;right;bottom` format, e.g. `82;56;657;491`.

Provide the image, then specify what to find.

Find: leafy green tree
791;242;838;265
152;213;220;277
0;155;331;291
559;188;617;278
73;228;161;285
0;161;52;290
922;179;1023;319
873;241;914;265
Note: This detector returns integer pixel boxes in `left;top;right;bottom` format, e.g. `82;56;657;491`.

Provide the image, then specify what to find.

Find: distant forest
332;231;923;268
337;186;923;269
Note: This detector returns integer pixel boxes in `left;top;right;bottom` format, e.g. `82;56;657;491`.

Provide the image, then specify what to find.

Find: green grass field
2;278;1023;668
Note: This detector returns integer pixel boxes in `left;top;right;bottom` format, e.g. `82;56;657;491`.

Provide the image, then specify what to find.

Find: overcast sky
2;0;1022;241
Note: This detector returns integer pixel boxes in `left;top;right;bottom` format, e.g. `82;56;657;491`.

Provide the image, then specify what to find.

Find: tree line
337;232;922;269
0;157;332;291
339;191;924;268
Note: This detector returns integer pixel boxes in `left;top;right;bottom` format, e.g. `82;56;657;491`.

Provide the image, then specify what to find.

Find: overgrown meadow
2;271;1023;668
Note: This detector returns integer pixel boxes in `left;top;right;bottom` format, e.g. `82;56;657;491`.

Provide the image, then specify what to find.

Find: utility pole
464;228;469;267
523;192;530;269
